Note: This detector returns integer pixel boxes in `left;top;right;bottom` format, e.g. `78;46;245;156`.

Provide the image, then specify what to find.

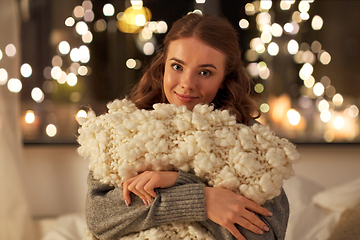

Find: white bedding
39;175;360;240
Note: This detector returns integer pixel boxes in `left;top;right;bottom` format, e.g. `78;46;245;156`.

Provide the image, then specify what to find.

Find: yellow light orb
25;110;36;124
117;6;151;33
287;109;301;126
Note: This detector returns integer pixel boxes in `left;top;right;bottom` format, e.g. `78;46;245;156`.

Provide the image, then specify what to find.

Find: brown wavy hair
128;13;259;124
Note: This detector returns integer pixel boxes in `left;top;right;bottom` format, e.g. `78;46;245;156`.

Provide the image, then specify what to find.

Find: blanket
77;99;300;239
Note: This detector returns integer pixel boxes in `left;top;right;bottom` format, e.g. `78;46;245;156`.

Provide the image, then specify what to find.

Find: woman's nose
180;71;196;90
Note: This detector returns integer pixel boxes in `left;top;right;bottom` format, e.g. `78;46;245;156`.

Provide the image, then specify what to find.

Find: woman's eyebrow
199;63;217;70
169;57;185;65
169;57;217;70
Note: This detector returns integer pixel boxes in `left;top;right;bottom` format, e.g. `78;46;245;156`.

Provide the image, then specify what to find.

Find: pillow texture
327;202;360;240
312;178;360;212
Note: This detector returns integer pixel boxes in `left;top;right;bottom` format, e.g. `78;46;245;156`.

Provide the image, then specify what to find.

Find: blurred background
1;0;359;144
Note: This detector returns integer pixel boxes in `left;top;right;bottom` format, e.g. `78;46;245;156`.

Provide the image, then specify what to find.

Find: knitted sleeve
85;170;208;240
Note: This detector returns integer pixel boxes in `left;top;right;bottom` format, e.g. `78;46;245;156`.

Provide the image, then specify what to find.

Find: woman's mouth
175;93;198;102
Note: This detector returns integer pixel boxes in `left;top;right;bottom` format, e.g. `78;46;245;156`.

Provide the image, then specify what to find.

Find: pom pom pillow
78;99;300;239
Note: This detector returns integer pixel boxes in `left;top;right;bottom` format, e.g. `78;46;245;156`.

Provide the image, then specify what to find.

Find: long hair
128;13;259;124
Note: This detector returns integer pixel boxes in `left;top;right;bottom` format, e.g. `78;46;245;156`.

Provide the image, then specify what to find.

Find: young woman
85;13;289;240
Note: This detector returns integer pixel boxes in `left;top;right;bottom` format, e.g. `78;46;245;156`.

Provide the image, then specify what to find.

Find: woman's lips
175;92;198;102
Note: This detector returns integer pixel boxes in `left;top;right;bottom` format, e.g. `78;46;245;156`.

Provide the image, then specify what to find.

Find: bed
37;174;360;240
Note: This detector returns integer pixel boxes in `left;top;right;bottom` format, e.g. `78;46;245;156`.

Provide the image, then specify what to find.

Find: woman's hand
122;171;178;206
204;187;272;240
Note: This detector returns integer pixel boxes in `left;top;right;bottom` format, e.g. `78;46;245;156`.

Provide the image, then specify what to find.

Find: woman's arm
121;171;276;240
86;171;208;240
87;170;289;240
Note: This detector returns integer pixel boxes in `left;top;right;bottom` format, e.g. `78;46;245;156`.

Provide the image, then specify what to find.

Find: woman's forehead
166;37;226;67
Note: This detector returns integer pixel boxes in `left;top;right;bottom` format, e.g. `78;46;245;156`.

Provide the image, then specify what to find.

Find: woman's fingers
124;176;153;203
122;184;131;206
205;187;271;237
242;195;273;217
122;171;178;206
241;210;270;232
225;224;246;240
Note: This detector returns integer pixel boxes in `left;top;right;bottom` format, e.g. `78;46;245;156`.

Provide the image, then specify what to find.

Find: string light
46;124;57;137
25;110;35;124
242;0;359;142
287;109;301;126
5;44;16;57
31;87;44;103
7;78;22;92
0;68;8;85
103;4;115;17
20;63;32;78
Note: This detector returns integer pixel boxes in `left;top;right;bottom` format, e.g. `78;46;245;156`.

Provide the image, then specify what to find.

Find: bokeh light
320;110;331;123
7;78;22;92
76;110;88;121
82;31;93;43
271;23;283;37
67;73;78;86
334;116;344;130
245;3;256;15
103;3;115;17
5;44;16;57
126;58;136;69
313;82;325;96
299;63;313;80
254;83;264;93
287;39;299;55
94;19;107;32
268;42;279;56
319;51;331;65
239;19;249;29
260;103;270;113
31;87;44;102
65;17;75;27
46;124;57;137
260;0;272;11
332;93;343;106
75;21;88;35
20;63;32;78
52;55;63;67
25;110;35;124
59;41;70;55
156;21;168;33
78;66;88;76
287;109;301;126
143;42;155;55
84;10;95;22
0;68;8;85
73;6;84;18
117;6;152;33
312;15;323;30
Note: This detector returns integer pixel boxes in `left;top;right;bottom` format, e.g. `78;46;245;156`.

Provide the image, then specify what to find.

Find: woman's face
163;37;226;111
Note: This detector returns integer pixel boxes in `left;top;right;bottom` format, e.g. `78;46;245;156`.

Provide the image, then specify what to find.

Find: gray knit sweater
86;170;289;240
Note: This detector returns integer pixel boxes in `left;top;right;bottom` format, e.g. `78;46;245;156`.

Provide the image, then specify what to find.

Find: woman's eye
200;70;211;77
172;64;182;71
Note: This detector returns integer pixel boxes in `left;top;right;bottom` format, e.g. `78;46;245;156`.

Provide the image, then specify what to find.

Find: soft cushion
312;178;360;212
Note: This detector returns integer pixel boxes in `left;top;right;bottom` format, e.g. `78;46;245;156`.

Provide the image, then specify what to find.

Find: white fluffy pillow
312;177;360;212
284;174;324;208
